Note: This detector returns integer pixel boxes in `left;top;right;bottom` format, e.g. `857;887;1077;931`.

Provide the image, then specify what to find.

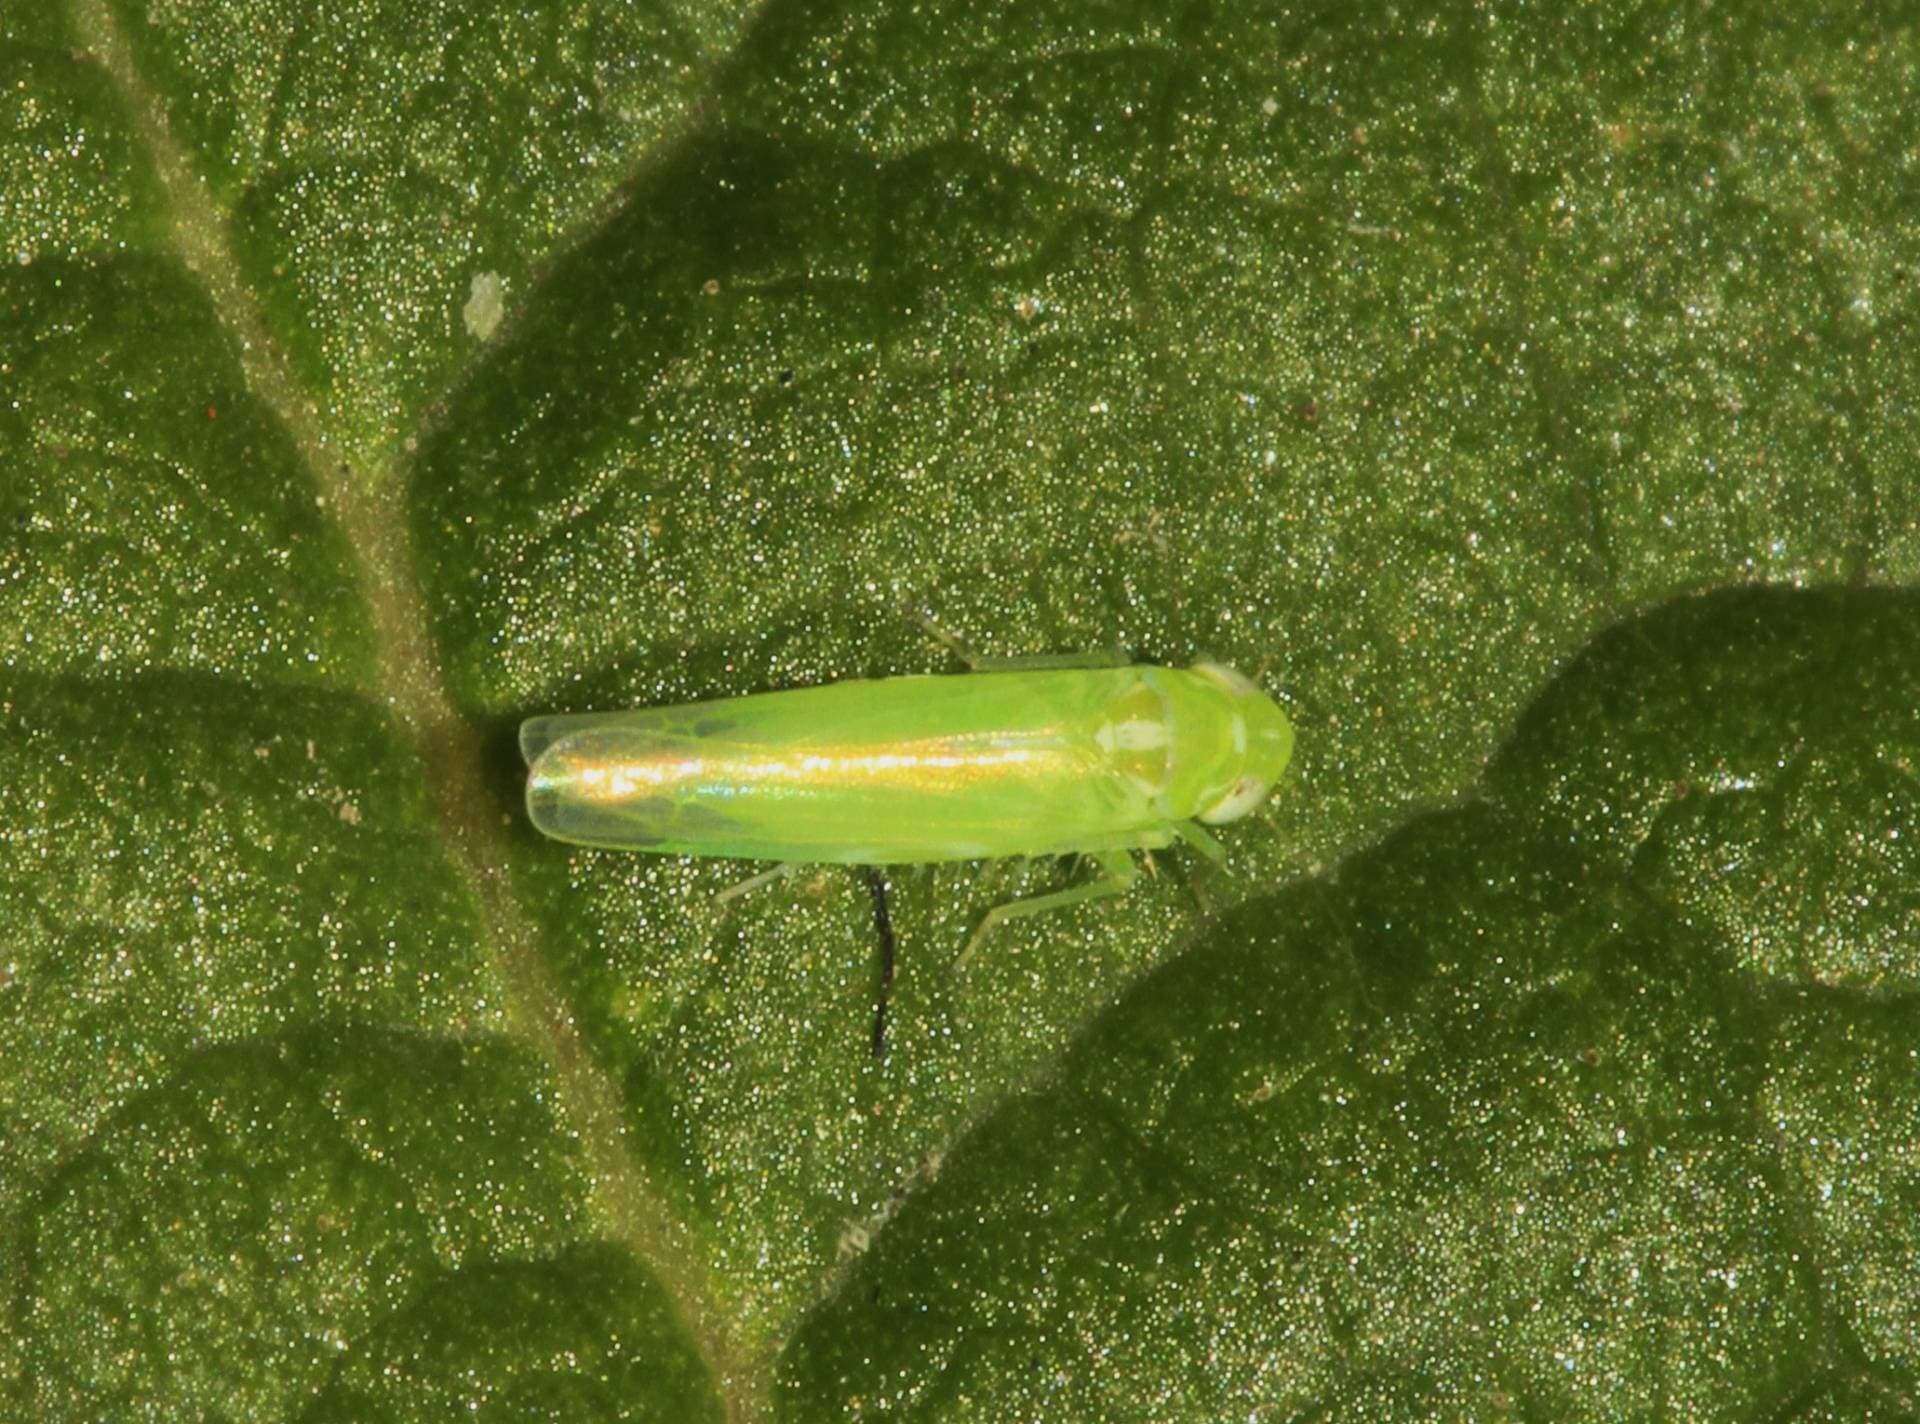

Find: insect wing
521;671;1165;863
523;709;745;851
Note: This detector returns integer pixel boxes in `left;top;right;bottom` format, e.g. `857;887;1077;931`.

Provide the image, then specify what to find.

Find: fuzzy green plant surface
4;1;1918;1420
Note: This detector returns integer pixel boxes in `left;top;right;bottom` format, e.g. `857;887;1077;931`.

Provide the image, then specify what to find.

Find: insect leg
965;648;1134;672
714;862;801;904
863;868;896;1061
957;849;1138;965
919;615;1129;672
1168;820;1228;865
1167;820;1230;917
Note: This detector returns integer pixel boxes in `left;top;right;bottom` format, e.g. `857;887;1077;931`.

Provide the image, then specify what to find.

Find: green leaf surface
4;0;1916;1420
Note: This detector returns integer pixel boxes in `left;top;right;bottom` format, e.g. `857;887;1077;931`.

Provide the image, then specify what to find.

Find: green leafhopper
520;660;1293;952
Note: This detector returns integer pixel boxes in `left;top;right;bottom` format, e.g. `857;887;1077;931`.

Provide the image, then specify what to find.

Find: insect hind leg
956;849;1138;966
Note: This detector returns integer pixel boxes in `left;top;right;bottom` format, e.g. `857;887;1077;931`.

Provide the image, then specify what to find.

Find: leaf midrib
65;0;764;1416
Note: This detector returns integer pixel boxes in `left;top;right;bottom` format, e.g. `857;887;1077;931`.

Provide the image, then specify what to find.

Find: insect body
521;662;1293;951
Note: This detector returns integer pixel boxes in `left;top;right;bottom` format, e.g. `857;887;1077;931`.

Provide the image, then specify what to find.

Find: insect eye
1196;774;1268;825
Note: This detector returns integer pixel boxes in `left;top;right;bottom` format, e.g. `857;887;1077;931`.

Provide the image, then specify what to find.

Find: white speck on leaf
463;271;507;341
